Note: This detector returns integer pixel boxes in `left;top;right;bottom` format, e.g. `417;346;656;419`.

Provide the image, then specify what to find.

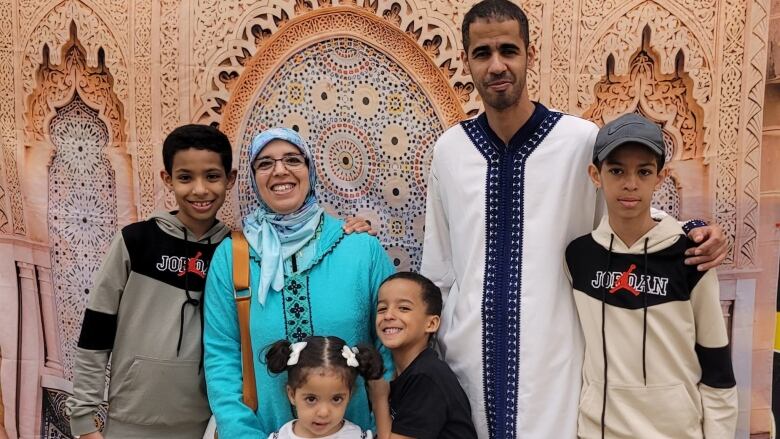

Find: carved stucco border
715;0;748;266
736;0;769;268
134;0;154;218
1;0;24;235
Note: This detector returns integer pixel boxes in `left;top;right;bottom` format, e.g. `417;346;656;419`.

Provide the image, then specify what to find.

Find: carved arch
26;24;125;149
221;6;465;138
193;1;475;126
22;0;129;52
577;1;712;122
21;0;129;106
23;23;135;242
218;6;464;268
581;0;715;63
584;26;709;220
584;27;705;161
47;94;117;381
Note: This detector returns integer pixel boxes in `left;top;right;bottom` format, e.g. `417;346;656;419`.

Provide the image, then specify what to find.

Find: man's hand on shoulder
684;223;728;271
343;216;378;235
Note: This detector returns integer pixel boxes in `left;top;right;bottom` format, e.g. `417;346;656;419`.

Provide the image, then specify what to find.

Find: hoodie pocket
109;356;211;426
578;382;702;439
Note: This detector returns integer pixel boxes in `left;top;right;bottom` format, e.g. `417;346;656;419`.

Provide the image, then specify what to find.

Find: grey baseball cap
593;113;665;167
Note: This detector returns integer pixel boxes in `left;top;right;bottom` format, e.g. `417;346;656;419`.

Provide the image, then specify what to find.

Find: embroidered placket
282;274;313;342
462;110;562;439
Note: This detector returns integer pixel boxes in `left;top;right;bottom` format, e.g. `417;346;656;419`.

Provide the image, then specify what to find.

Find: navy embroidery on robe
461;105;562;439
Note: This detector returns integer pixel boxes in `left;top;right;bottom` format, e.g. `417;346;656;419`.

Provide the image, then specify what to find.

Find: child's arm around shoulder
375;372;448;439
368;379;415;439
66;232;131;437
690;268;738;438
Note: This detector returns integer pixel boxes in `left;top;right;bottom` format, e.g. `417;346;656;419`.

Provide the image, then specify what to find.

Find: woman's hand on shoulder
343;216;378;236
79;431;104;439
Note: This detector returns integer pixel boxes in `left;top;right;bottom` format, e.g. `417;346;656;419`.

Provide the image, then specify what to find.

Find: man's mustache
484;74;515;85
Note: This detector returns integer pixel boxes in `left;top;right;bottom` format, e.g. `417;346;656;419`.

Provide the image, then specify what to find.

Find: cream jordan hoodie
565;216;737;439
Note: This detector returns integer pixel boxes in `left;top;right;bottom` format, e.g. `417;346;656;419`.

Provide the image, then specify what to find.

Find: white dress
421;103;602;439
267;420;373;439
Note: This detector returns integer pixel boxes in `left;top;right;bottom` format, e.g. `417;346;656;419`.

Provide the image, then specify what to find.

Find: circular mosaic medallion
311;79;339;113
354;207;382;231
237;37;447;269
381;124;409;159
353;84;380;119
381;175;410;209
315;122;376;199
283;113;311;140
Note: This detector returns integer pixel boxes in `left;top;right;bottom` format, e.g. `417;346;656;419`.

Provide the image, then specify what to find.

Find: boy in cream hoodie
565;114;737;439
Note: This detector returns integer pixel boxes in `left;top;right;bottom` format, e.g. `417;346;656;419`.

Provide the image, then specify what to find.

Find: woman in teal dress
203;128;395;437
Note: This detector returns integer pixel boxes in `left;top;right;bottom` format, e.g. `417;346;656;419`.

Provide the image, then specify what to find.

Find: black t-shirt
389;348;477;439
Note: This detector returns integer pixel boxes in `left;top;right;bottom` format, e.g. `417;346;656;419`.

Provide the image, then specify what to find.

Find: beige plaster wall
0;0;777;437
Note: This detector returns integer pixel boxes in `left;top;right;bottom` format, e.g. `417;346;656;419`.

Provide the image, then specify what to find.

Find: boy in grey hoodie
565;114;737;439
66;125;237;439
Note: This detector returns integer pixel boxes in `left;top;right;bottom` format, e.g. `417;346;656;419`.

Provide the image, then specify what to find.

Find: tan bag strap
231;231;258;411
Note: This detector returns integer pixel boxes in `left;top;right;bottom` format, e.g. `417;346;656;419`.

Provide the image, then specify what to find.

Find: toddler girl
266;336;384;439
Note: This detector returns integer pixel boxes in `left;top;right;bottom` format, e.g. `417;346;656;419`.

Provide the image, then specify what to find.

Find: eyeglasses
252;154;307;173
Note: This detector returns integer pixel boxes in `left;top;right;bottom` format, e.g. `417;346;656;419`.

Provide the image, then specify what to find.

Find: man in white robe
420;1;727;438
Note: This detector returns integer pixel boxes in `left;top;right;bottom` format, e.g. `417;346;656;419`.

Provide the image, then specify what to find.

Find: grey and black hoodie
565;216;737;439
66;211;229;438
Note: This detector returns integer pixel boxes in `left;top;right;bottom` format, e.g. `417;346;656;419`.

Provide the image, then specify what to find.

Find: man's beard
478;76;522;111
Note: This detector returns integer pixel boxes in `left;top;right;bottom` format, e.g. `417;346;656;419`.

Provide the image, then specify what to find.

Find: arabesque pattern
47;95;117;380
0;0;773;436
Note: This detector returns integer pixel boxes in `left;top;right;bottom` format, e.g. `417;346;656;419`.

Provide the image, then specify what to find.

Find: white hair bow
287;342;308;366
341;345;359;368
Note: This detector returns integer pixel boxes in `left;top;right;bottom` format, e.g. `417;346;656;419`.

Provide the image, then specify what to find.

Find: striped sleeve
66;233;130;436
690;268;738;438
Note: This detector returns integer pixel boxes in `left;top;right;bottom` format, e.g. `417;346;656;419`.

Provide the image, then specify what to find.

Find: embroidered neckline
475;102;550;150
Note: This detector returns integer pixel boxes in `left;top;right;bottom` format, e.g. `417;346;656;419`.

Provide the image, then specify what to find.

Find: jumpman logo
178;251;206;278
609;264;640;296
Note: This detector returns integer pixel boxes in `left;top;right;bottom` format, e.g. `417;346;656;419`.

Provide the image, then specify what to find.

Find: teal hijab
242;128;323;305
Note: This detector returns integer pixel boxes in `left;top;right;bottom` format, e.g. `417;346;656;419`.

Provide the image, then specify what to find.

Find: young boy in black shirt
370;272;477;439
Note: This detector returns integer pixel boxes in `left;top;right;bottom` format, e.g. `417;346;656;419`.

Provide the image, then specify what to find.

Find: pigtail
266;339;293;374
353;343;384;380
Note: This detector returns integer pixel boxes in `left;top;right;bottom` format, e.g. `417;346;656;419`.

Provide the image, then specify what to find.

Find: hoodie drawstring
601;235;652;437
601;234;614;439
198;236;211;371
177;228;194;356
176;228;205;375
642;237;649;387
